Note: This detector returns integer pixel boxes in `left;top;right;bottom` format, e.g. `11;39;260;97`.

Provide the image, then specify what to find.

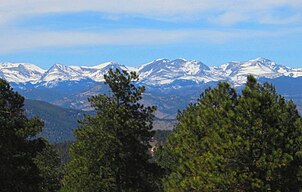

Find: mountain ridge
2;57;302;87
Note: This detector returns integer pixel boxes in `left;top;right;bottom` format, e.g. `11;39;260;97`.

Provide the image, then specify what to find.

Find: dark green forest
1;70;302;191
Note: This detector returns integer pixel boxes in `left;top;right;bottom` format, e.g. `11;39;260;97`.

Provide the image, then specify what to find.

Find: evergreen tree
0;79;61;192
63;69;161;192
156;82;239;191
158;76;302;191
35;143;63;192
234;76;302;191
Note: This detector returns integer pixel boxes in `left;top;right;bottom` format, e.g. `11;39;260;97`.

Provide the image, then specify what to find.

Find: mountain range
2;57;302;119
1;57;302;86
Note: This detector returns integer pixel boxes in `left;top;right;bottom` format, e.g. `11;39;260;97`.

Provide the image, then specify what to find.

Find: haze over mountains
1;57;302;119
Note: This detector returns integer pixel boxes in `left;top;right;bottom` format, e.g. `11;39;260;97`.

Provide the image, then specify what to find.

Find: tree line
1;69;302;191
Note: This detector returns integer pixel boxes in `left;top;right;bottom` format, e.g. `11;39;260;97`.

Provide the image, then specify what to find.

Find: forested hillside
24;99;87;142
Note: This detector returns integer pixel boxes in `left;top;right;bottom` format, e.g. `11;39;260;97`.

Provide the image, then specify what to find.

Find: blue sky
0;0;302;68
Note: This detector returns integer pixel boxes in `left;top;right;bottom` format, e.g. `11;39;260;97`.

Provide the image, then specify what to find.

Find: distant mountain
2;57;302;118
0;61;133;86
1;58;302;86
40;64;83;85
258;76;302;107
0;62;46;83
211;58;298;86
138;58;218;85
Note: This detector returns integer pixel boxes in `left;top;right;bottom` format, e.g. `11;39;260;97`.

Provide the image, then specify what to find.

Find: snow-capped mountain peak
40;63;82;83
138;58;169;71
89;62;130;82
214;58;293;86
137;58;215;85
0;62;46;83
82;61;118;70
252;57;272;62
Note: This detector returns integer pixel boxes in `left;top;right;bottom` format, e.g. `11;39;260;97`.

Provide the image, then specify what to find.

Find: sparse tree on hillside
63;69;162;192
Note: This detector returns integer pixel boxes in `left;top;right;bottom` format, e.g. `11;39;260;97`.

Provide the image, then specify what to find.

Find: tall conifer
0;79;61;192
63;69;161;192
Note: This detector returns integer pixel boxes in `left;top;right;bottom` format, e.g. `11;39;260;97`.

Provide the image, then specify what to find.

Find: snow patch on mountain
284;68;302;77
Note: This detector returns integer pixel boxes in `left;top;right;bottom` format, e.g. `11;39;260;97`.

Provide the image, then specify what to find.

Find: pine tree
158;76;302;191
234;76;302;191
35;143;63;192
63;69;161;192
157;82;239;191
0;79;61;192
